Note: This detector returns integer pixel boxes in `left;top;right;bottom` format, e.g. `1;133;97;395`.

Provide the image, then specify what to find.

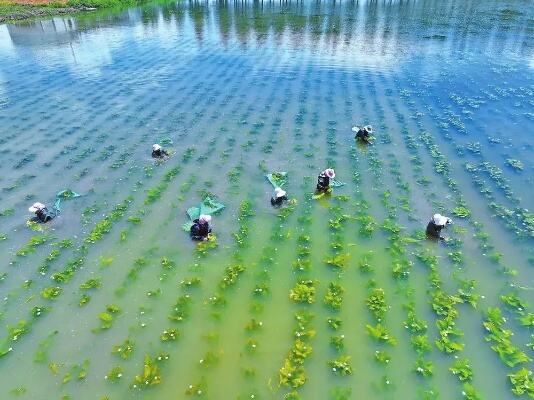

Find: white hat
274;187;286;198
152;144;162;151
29;202;45;213
432;214;450;226
199;214;212;223
364;125;373;133
351;126;360;132
324;168;336;178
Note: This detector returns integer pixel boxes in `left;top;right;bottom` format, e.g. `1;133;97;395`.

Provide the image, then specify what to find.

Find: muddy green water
0;1;533;399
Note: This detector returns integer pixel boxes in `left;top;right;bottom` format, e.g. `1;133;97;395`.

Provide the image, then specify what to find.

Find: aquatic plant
279;358;306;388
169;295;192;322
80;278;101;290
413;358;433;378
324;283;345;310
327;317;342;331
505;159;523;171
449;358;473;382
330;335;345;351
366;324;397;346
328;355;353;376
41;286;62;300
289;280;316;304
324;253;351;270
96;305;122;331
105;366;123;382
508;368;534;397
132;355;162;389
219;264;246;290
483;308;531;368
374;350;391;365
160;328;180;342
112;339;134;360
366;288;387;321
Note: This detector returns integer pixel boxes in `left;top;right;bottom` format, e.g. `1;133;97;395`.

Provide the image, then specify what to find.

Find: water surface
0;1;533;399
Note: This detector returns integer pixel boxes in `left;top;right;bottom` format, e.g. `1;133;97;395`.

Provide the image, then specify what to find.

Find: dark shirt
356;129;370;142
271;195;288;206
152;149;168;158
190;219;211;240
316;173;330;191
426;221;444;239
36;208;53;223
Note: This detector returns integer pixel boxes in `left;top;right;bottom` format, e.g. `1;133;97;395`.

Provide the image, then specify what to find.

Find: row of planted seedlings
232;95;316;398
175;197;256;397
177;73;308;398
97;154;233;396
74;108;255;396
348;74;424;395
380;78;492;399
355;73;487;398
276;189;319;400
320;99;356;400
119;75;289;397
381;73;530;398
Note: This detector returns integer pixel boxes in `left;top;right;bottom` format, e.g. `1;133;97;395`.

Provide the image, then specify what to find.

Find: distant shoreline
0;5;97;24
0;0;139;24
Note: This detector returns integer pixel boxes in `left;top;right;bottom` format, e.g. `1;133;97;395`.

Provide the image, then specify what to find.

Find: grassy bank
0;0;138;23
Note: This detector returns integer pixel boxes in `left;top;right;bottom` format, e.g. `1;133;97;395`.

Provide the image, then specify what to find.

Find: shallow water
0;0;533;399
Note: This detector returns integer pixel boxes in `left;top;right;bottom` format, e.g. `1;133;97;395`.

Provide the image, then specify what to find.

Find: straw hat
324;168;336;178
364;125;373;134
432;214;449;226
199;214;212;223
152;144;162;151
274;187;286;198
29;202;45;213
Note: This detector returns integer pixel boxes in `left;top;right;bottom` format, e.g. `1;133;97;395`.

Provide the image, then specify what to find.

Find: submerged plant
366;288;387;321
324;283;345;310
132;355;162;389
328;355;353;376
449;358;473;382
324;253;351;270
366;324;397;346
289;280;316;304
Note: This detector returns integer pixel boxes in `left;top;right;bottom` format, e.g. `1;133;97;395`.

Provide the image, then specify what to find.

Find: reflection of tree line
6;0;531;57
165;0;531;56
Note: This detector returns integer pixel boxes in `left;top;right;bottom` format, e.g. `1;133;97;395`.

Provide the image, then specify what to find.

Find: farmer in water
28;202;54;223
426;213;452;240
316;168;335;193
190;214;212;241
152;144;169;159
352;125;373;143
271;187;288;207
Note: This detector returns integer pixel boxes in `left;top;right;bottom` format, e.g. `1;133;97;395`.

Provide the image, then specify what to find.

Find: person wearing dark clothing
29;202;54;223
190;214;212;241
152;144;169;159
316;168;335;192
271;187;288;207
426;213;452;240
352;125;373;143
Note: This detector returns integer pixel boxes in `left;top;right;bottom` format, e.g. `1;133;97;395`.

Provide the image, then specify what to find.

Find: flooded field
0;0;533;399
